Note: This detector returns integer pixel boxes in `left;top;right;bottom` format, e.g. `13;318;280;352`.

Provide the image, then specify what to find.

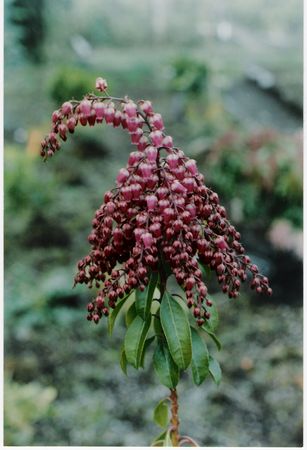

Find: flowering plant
41;77;271;446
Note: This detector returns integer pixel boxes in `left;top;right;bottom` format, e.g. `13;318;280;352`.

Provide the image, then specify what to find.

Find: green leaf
125;302;137;327
151;430;167;446
153;399;169;428
209;356;222;385
205;299;219;332
164;429;173;446
124;315;151;368
153;340;179;389
135;271;158;319
140;336;155;368
152;440;165;447
108;292;132;335
153;314;164;337
160;292;192;370
202;326;222;351
119;346;127;375
191;327;209;385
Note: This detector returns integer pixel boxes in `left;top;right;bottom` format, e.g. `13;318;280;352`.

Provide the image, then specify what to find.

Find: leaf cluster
108;270;222;390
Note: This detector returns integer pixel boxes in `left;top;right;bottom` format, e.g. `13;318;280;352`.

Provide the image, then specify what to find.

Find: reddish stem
170;388;180;446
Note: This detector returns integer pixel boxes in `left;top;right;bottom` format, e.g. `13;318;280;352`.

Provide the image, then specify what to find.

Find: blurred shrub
168;57;233;139
4;148;71;250
201;130;302;230
170;57;209;95
4;374;57;445
49;66;96;105
10;0;46;63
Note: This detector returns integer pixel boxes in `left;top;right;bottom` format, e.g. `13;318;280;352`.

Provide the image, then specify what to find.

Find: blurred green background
4;0;303;446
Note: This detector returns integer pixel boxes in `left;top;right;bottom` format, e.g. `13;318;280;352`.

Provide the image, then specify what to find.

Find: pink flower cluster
41;77;272;326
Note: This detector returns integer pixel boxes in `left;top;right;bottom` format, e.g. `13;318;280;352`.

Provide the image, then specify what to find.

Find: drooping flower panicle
41;77;272;326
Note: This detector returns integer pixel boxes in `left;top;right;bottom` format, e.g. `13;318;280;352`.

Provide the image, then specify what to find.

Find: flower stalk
170;388;180;446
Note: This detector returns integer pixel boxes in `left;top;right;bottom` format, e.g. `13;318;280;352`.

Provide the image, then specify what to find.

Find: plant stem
170;388;180;446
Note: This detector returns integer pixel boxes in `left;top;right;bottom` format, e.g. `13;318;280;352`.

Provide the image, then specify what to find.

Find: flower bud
121;186;133;201
167;154;179;169
140;100;153;115
95;77;108;91
130;183;142;199
149;130;163;147
186;159;198;175
117;168;129;184
105;107;115;123
171;180;187;194
156;187;168;199
186;203;196;218
137;135;149;151
79;113;88;126
162;135;173;148
127;117;139;132
130;128;143;144
146;195;158;211
145;146;158;162
58;124;68;140
93;102;105;121
149;222;161;237
134;228;144;242
124;101;137;118
215;236;228;251
151;113;164;130
80;100;92;117
163;208;175;223
140;163;152;178
52;110;61;123
182;177;195;192
67;117;77;133
128;151;142;166
141;232;153;248
62;101;73;116
113;110;122;127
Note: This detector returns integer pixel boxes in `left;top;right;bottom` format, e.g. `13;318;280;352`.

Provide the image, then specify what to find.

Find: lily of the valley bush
41;77;271;446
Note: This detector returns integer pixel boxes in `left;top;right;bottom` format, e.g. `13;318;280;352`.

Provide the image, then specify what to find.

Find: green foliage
205;299;219;332
124;315;151;369
191;328;210;385
125;301;137;327
153;399;169;428
199;296;222;350
49;66;97;105
160;292;192;370
108;292;132;335
153;314;164;338
5;149;58;248
151;429;172;447
140;336;155;368
209;356;222;385
153;340;180;389
201;326;222;351
112;276;222;389
119;345;128;375
163;429;173;446
151;430;167;447
135;272;159;320
170;58;209;96
10;0;46;63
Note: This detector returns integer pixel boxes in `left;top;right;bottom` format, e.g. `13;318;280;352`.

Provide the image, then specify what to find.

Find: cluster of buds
41;77;272;326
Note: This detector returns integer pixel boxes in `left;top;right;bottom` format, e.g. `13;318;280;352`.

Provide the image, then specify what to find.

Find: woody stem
170;388;180;446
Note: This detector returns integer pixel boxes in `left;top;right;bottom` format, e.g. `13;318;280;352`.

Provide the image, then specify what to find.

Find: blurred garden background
4;0;303;446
